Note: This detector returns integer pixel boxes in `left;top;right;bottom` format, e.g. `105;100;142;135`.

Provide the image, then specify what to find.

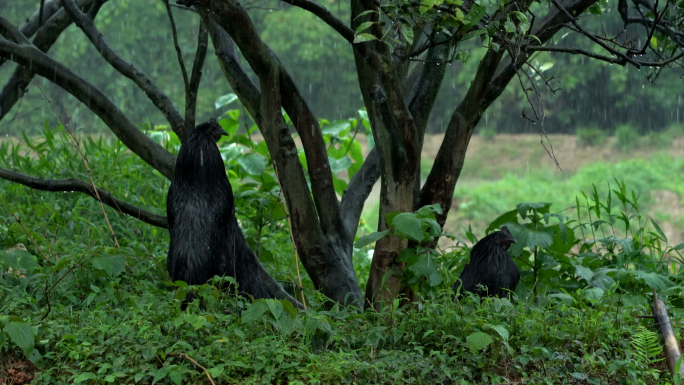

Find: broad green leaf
505;222;553;251
486;209;519;233
574;265;595;282
74;372;97;383
237;153;266;176
416;204;442;217
354;230;390;248
466;332;493;352
487;324;509;340
266;299;283;320
353;33;378;43
548;293;575;305
329;156;352;175
634;271;671;289
1;249;40;274
220;144;242;162
354;9;378;19
516;202;552;218
4;321;34;352
215;93;239;109
355;21;375;35
242;301;269;324
461;29;488;42
322;120;352;136
463;4;486;28
392;213;425;241
579;287;604;301
90;255;126;278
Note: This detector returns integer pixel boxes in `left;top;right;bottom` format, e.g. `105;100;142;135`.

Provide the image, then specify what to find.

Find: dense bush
615;124;642;152
576;126;607;147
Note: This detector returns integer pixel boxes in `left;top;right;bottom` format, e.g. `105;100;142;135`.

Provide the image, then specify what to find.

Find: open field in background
362;134;684;245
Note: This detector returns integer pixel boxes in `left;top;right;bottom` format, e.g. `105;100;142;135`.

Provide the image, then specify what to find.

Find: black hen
166;120;269;304
455;226;520;298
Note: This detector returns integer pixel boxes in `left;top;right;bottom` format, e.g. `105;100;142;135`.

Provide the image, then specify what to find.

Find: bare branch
0;32;176;179
164;0;191;100
60;0;186;138
184;21;209;133
0;166;168;228
1;0;97;122
549;0;640;67
201;15;261;120
278;0;355;42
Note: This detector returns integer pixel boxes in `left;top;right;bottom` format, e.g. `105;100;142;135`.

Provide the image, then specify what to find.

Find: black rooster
455;226;520;298
166;120;269;306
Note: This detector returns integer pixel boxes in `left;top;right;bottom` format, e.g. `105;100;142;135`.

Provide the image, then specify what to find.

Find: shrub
614;124;641;152
646;130;672;149
478;126;497;141
575;126;607;147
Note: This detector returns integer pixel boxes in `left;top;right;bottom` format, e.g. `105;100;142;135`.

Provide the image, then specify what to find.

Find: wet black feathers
455;226;520;298
166;121;269;302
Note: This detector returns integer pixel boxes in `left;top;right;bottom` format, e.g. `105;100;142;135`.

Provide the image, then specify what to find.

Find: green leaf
392;213;425;241
73;372;97;383
4;321;34;352
548;293;574;305
241;301;269;324
485;209;519;233
463;4;486;28
354;10;378;19
354;230;390;248
215;93;239;109
401;24;414;45
466;332;493;352
322;120;352;136
461;29;488;42
651;218;667;242
355;21;376;35
237;153;266;176
516;202;552;218
574;265;595;282
0;249;40;275
416;204;442;217
329;156;352;175
580;287;604;301
353;33;378;43
505;222;554;251
266;299;283;320
487;324;510;340
90;255;126;278
219;144;242;162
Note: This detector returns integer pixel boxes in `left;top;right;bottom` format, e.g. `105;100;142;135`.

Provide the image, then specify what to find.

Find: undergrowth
1;115;683;384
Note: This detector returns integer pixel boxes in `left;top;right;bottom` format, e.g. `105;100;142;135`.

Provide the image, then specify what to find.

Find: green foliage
1;117;683;383
576;126;607;147
615;124;642;152
478;126;497;141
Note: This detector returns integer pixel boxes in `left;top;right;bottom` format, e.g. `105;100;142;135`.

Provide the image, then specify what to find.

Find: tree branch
0;0;97;122
278;0;355;42
339;147;380;241
59;0;186;138
198;1;342;239
0;166;168;228
0;29;176;179
201;14;262;121
184;20;208;134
